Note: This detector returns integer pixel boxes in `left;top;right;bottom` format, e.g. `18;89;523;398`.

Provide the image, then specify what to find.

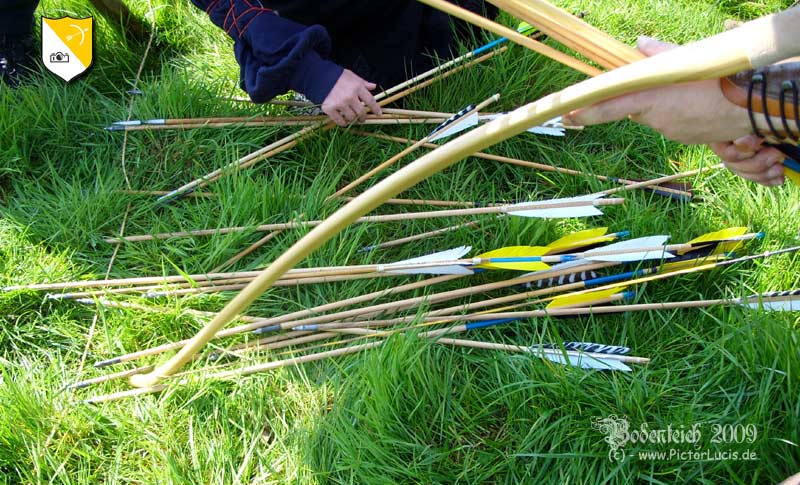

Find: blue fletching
251;324;281;335
464;318;521;331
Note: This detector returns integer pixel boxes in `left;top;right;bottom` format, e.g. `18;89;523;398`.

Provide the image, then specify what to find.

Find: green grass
1;0;799;482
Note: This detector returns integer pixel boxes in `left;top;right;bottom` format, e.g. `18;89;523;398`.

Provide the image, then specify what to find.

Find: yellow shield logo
41;17;93;82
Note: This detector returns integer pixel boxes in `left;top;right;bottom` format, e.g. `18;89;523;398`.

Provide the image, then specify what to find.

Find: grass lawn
1;0;799;482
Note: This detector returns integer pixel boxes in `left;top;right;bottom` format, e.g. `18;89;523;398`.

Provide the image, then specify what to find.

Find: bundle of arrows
41;4;799;405
16;228;760;299
17;222;799;403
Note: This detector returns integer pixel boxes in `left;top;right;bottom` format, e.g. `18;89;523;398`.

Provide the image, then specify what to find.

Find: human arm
190;0;380;125
563;35;799;186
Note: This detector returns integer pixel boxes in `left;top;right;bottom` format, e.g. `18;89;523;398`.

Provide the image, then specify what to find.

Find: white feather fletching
583;235;675;262
504;194;605;219
527;126;566;137
383;246;473;275
480;115;566;137
744;300;800;311
539;352;632;371
428;112;480;142
518;259;595;281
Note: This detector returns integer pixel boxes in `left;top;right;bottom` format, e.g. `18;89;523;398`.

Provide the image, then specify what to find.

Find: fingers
636;36;677;57
360;86;382;116
340;104;362;124
710;141;785;186
324;107;347;127
731;134;763;154
321;70;380;126
564;92;644;127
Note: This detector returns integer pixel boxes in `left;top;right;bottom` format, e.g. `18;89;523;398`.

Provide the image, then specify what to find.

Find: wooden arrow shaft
105;198;624;243
130;11;800;388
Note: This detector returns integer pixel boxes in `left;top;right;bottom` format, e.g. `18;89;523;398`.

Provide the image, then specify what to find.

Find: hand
709;135;785;186
321;69;382;127
563;36;752;144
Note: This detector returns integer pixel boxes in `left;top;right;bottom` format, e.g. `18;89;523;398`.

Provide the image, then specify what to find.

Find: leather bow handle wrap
130;8;800;389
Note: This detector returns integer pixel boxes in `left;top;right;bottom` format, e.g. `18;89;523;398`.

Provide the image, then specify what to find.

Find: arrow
104;195;624;244
414;0;601;76
327;93;500;200
352;130;697;200
294;230;757;335
128;13;799;389
152;23;519;205
82;287;644;400
328;290;800;340
427;337;643;371
103;114;451;132
471;230;761;272
20;229;621;296
216;288;638;372
43;229;755;304
89;230;616;368
478;114;569;136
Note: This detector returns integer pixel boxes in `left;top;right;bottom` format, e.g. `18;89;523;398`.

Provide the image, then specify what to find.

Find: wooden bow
130;8;800;389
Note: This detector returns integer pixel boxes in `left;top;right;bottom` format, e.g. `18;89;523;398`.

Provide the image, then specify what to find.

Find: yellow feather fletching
517;21;537;35
546;287;628;309
659;254;731;273
785;166;800;185
475;245;550;271
685;227;748;255
545;227;614;254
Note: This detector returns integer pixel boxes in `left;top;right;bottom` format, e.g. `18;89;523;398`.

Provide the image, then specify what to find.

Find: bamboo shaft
99;262;607;368
210;229;283;274
115;117;449;131
358;221;481;252
353;130;694;198
342;197;480;208
94;275;463;367
160;37;508;202
314;292;625;339
491;0;627;69
416;0;601;76
498;0;644;67
106;198;624;244
132;12;798;388
329;94;501;199
378;50;501;105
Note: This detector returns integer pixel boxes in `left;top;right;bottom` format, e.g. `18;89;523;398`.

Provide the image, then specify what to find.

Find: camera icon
49;52;69;63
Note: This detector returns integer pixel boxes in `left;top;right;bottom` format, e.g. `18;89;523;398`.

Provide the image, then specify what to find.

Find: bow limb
130;8;800;388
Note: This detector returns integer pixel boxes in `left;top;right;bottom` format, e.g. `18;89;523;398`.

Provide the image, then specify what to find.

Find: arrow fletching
582;235;674;262
546;286;631;309
545;227;614;253
782;158;800;185
479;114;566;137
743;290;800;311
383;246;473;275
686;227;749;255
658;253;732;273
538;352;633;371
428;106;479;142
517;21;537;35
474;245;550;271
550;342;631;355
505;194;606;219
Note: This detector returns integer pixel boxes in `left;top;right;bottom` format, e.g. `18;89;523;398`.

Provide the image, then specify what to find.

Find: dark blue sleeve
191;0;343;103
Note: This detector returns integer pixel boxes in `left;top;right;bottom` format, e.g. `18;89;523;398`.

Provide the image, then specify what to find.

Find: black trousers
0;0;39;35
264;0;498;94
